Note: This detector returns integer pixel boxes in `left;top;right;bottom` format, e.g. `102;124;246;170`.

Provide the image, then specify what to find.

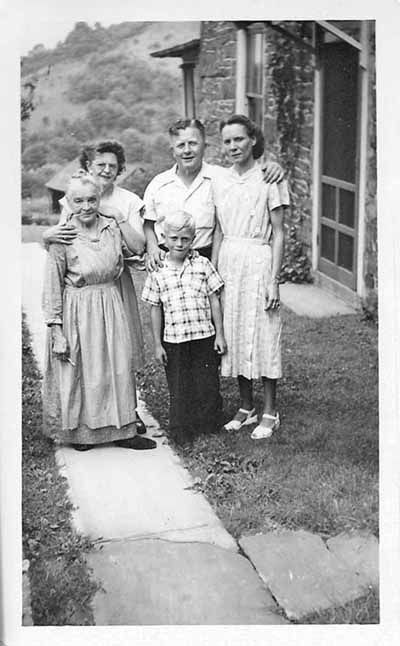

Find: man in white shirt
143;118;283;270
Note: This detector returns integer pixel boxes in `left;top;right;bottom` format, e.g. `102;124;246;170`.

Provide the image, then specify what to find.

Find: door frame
311;21;370;299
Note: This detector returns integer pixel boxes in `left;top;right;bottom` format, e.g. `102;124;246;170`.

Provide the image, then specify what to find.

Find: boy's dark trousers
163;335;222;441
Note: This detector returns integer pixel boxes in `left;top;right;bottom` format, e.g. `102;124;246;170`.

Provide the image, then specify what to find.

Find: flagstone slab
280;282;356;318
55;443;237;551
240;530;369;620
327;531;379;588
87;539;287;625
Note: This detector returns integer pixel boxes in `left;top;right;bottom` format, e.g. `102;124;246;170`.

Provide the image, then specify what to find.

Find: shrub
280;225;313;283
21;164;61;199
21;141;50;169
86;99;129;133
21;196;52;224
119;128;146;162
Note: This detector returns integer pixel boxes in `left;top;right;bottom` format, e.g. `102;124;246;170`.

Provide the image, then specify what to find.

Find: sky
14;0;202;55
12;0;385;56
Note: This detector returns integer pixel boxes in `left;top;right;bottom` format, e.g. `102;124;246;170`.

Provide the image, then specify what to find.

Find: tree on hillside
86;99;130;133
21;80;35;122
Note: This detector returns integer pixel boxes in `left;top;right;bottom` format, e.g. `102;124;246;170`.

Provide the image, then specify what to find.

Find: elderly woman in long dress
43;140;147;432
42;173;156;450
212;114;289;440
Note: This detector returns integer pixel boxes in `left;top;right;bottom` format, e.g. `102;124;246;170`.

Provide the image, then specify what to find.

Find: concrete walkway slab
280;282;356;318
87;539;287;625
23;241;236;551
240;530;369;620
327;531;379;588
55;443;237;550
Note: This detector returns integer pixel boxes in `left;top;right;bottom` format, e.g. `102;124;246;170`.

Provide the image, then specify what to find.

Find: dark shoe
72;443;93;451
114;436;157;450
136;413;147;435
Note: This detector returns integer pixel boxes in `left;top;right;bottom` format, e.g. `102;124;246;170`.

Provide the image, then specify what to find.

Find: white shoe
251;412;280;440
223;408;258;431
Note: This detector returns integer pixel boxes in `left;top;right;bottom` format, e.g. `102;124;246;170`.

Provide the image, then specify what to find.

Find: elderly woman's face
87;152;119;191
67;183;100;226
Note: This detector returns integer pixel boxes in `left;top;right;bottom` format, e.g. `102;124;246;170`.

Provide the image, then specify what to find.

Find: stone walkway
22;243;286;624
22;242;376;625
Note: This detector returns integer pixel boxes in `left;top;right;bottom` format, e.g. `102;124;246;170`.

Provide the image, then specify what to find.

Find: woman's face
221;123;256;167
87;152;119;191
67;183;100;226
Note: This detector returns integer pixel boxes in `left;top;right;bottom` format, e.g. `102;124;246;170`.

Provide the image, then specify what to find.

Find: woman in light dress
212;114;289;439
43;140;147;432
42;173;156;451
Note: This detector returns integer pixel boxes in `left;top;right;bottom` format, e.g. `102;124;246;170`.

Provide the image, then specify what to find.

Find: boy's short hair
163;212;196;237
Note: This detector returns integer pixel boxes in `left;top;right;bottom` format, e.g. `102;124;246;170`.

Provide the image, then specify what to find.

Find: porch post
311;25;322;271
356;20;370;299
236;28;247;113
180;62;196;118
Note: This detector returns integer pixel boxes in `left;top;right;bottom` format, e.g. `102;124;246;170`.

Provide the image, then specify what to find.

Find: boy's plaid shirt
141;250;224;343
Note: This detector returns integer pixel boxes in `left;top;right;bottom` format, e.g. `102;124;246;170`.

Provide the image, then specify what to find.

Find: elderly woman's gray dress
42;215;138;445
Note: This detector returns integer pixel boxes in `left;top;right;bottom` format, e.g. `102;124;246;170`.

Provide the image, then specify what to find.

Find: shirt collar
159;162;213;188
70;213;111;233
165;248;199;273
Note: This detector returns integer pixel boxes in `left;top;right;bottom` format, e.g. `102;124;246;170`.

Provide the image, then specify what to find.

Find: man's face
170;127;205;175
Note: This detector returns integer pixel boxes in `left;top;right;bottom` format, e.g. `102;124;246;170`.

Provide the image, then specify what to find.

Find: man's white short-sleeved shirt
143;162;229;249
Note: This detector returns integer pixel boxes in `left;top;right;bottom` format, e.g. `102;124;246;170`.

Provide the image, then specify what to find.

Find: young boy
142;212;226;441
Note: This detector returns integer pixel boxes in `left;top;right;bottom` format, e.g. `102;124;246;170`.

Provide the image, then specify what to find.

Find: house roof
150;38;200;60
45;158;81;192
45;158;141;193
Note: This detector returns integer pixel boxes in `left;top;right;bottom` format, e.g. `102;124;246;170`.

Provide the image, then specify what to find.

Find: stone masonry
195;20;377;311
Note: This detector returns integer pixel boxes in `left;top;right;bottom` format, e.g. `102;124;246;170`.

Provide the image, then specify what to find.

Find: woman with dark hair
211;114;289;440
43;140;148;434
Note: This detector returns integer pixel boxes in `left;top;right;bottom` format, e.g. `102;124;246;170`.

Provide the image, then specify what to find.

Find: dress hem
43;420;137;445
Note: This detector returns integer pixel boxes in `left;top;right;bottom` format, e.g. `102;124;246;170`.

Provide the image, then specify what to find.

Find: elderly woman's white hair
66;170;101;198
162;211;196;237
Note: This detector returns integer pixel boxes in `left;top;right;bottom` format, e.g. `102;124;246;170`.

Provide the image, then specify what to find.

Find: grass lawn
22;315;99;625
134;270;379;623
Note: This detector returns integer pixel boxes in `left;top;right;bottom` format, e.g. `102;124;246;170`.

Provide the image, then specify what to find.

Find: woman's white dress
215;165;289;380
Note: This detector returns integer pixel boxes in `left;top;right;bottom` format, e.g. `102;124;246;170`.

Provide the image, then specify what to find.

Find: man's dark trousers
163;335;222;441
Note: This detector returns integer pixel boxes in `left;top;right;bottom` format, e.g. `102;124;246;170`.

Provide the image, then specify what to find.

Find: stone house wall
197;20;315;280
196;20;377;308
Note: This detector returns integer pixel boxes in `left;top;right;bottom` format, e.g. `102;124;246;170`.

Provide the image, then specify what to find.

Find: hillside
23;21;200;131
21;21;200;203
